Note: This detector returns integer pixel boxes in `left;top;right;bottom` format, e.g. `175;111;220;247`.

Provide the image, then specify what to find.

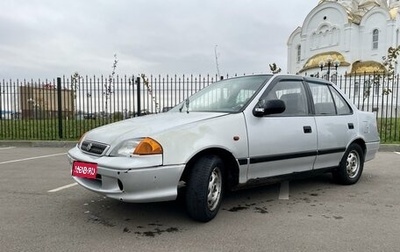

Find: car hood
83;112;228;145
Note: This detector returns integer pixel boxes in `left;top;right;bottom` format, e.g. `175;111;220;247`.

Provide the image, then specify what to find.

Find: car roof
225;74;333;86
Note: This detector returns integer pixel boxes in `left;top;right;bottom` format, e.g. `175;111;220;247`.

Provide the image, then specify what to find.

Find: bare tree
360;46;396;110
215;45;221;78
141;74;159;113
382;46;400;77
103;54;118;117
269;63;281;74
70;71;82;115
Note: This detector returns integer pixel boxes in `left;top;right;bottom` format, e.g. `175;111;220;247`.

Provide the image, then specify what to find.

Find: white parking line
0;147;16;150
0;153;66;165
48;183;78;192
395;152;400;155
279;181;290;200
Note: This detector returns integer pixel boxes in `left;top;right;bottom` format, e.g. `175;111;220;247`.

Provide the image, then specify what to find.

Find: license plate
72;161;97;179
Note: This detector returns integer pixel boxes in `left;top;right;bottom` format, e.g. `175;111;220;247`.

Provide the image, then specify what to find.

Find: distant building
19;85;73;119
287;0;400;78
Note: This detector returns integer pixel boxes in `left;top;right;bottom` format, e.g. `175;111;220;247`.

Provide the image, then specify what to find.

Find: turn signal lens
133;137;163;155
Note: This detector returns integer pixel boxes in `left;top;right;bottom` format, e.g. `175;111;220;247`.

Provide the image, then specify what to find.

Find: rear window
308;82;352;116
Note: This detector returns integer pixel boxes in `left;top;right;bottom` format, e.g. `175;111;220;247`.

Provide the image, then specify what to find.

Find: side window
329;86;352;115
263;80;308;116
309;83;352;116
309;83;336;115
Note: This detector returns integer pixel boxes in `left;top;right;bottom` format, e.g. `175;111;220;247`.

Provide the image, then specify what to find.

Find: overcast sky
0;0;317;79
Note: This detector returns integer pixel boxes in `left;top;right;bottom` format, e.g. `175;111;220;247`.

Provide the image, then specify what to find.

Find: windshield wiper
179;98;190;113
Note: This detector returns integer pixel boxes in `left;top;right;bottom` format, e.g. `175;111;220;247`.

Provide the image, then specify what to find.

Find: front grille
80;140;109;156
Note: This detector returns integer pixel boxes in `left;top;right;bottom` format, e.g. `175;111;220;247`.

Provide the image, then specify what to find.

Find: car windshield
170;75;272;113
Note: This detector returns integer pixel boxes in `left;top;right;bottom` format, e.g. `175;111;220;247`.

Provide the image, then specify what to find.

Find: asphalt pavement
0;145;399;252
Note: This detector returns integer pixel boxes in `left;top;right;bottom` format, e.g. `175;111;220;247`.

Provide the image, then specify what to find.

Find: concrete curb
0;140;77;148
377;144;400;152
0;140;399;152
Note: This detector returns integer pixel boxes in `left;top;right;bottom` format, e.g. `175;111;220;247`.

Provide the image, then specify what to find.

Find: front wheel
185;155;224;222
333;143;364;185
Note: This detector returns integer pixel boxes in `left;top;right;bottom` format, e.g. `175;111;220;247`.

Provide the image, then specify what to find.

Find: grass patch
0;118;119;141
377;117;400;143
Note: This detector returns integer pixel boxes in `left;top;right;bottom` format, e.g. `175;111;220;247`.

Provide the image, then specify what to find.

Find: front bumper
67;146;185;203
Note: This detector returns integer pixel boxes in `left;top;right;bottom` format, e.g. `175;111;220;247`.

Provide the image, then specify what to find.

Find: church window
297;45;301;62
372;29;379;50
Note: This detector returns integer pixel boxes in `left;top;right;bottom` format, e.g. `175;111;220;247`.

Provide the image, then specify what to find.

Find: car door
245;78;318;180
307;81;356;169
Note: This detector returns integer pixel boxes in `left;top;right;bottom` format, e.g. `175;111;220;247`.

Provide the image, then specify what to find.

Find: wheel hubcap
207;167;222;211
346;151;360;179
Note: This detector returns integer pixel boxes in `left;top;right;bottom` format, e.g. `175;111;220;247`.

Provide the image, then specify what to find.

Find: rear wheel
185;155;224;222
333;143;364;185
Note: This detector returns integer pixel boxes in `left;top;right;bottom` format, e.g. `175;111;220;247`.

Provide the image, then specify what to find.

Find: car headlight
111;137;163;157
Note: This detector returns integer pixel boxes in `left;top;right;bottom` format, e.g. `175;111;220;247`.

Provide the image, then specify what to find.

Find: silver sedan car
68;74;380;222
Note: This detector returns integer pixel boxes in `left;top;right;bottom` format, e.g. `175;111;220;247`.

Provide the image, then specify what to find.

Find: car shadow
67;173;342;236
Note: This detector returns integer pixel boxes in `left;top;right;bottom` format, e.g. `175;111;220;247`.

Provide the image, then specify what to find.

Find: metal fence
0;73;399;142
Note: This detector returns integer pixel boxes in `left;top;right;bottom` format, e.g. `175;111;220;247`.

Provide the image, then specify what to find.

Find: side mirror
253;99;286;117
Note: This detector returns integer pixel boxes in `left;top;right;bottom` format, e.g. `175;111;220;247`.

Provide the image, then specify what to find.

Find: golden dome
300;51;350;73
347;60;387;76
389;7;398;19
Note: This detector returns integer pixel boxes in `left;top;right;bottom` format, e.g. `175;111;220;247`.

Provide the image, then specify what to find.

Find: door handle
348;123;354;129
303;126;312;133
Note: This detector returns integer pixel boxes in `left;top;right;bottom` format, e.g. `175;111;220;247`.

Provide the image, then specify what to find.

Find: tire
185;155;224;222
333;143;364;185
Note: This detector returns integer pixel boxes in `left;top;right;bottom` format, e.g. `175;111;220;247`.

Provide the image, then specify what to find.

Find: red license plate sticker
72;161;97;179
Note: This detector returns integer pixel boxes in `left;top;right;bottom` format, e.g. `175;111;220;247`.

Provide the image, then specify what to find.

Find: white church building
287;0;400;78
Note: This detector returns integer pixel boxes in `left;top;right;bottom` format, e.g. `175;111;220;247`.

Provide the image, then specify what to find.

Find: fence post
57;77;63;139
0;85;2;120
136;76;141;116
